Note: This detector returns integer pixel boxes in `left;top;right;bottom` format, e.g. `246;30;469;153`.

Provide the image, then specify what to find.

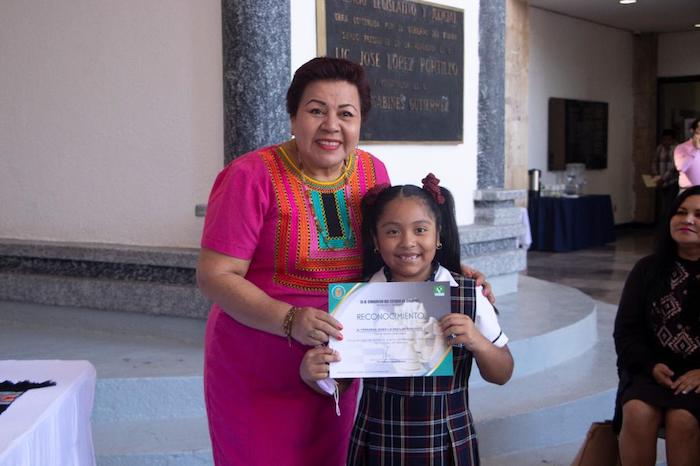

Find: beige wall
0;0;223;247
658;31;700;77
505;0;529;193
1;1;482;248
527;7;635;224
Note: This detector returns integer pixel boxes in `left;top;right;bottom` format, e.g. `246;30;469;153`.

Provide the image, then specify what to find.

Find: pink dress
201;144;389;466
674;138;700;188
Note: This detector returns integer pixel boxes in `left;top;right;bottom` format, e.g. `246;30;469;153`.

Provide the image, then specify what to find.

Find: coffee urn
528;169;541;192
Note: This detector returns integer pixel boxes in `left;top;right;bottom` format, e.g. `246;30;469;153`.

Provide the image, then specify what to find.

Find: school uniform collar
370;264;459;287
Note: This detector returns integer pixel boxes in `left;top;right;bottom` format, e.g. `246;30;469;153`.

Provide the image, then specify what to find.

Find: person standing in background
652;129;678;222
674;118;700;191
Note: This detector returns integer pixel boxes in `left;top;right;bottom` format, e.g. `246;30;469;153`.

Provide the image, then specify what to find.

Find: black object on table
528;194;615;252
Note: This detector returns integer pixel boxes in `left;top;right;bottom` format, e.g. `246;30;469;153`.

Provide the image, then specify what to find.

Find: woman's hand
299;346;340;389
671;369;700;395
439;313;489;352
652;363;674;388
460;265;495;304
292;307;344;346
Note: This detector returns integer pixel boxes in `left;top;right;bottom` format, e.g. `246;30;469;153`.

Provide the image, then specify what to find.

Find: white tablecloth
0;360;96;466
519;206;532;250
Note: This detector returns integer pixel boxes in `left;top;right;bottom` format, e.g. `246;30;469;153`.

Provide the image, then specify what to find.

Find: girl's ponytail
421;174;460;275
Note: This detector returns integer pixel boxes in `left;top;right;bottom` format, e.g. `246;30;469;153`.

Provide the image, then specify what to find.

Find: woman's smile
316;139;342;150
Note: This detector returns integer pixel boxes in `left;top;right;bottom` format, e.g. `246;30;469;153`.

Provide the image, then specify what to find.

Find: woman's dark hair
654;185;700;259
360;183;461;279
647;185;700;300
690;118;699;132
286;57;371;119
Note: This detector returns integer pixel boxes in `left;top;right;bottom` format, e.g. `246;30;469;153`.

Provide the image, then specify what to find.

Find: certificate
328;281;453;378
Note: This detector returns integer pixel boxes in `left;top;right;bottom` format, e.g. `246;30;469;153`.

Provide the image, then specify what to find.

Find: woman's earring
373;247;379;254
436;242;443;250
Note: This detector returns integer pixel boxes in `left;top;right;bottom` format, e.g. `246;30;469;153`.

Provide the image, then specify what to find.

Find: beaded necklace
279;143;357;250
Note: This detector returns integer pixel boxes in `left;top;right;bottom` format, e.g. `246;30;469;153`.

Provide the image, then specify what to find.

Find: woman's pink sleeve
200;156;270;260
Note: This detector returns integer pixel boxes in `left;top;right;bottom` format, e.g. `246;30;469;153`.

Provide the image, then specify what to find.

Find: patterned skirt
347;387;479;466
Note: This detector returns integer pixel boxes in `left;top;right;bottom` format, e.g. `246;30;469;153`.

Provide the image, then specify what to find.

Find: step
0;299;213;464
474;206;522;225
461;248;527;294
0;239;209;318
0;273;209;319
1;300;206;423
471;300;618;457
0;275;600;464
481;439;667;466
469;274;597;386
93;418;213;466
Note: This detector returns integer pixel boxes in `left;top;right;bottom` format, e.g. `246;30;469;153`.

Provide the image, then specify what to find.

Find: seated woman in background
614;185;700;466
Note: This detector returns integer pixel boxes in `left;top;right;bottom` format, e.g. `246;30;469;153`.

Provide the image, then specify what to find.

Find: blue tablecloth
528;194;615;252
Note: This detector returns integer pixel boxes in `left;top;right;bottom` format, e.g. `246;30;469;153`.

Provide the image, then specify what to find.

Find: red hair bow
363;183;390;206
421;173;445;205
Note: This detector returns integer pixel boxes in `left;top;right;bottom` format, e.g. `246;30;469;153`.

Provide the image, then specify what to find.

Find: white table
0;360;96;466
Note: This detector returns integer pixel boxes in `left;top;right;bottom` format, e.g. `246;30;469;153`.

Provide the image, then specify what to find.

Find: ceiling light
619;0;636;4
695;24;700;28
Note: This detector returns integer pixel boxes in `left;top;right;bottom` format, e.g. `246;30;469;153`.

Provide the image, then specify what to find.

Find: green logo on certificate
433;285;446;296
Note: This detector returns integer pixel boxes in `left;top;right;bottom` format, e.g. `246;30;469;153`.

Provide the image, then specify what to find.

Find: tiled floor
524;226;657;306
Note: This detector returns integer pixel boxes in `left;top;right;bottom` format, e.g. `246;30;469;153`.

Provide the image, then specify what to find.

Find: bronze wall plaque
317;0;464;143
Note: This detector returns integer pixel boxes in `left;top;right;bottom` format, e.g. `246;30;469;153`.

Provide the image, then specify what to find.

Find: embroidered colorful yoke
201;144;389;466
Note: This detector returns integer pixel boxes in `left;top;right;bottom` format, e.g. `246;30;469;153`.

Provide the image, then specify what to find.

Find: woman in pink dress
197;57;388;465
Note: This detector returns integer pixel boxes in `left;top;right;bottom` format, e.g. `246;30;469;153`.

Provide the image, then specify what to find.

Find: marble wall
632;34;658;223
222;0;291;164
504;0;529;196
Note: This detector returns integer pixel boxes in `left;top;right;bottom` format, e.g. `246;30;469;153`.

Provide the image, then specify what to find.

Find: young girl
300;174;514;465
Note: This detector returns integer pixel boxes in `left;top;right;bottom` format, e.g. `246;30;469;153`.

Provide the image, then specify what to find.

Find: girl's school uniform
347;265;508;466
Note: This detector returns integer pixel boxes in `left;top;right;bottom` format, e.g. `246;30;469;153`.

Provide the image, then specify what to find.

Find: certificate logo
433;285;446;296
331;285;346;299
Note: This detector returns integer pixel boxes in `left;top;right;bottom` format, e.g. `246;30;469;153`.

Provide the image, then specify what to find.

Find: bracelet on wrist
283;306;302;347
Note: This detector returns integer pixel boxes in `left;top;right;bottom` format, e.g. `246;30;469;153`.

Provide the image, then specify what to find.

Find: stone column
222;1;291;164
467;0;526;294
478;0;506;189
632;33;658;223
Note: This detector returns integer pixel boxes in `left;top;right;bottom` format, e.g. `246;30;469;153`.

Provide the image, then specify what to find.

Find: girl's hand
652;363;674;388
460;265;495;304
671;369;700;395
299;346;341;388
439;313;489;352
292;307;343;346
441;313;514;385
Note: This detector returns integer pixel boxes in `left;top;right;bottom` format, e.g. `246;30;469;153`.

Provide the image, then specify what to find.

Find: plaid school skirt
347;387;480;466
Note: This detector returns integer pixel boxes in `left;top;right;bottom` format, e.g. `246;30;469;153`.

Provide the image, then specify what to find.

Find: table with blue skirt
528;194;615;252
